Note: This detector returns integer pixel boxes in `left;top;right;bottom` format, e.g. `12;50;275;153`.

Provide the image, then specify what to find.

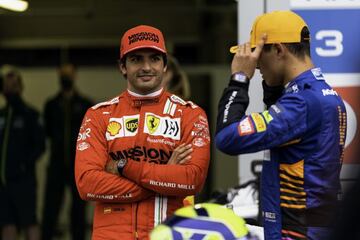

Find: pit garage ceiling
0;0;236;48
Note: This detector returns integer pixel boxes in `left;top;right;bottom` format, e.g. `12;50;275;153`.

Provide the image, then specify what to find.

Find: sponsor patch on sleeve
77;141;90;151
238;117;255;136
251;113;266;132
192;122;210;140
270;103;285;115
191;115;210;147
78;117;93;141
78;127;91;141
261;110;273;124
193;137;206;147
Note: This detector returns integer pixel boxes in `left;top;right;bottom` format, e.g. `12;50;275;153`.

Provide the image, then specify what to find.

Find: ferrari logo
146;115;160;134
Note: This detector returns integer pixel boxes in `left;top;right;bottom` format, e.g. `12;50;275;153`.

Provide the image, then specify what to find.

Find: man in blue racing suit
215;11;346;240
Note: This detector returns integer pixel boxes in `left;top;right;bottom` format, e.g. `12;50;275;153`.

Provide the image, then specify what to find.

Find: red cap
120;25;167;59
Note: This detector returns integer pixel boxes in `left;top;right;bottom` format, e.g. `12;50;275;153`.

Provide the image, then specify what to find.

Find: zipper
1;106;13;186
133;101;143;239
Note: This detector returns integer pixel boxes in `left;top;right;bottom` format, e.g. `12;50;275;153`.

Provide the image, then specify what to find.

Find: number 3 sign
293;1;360;165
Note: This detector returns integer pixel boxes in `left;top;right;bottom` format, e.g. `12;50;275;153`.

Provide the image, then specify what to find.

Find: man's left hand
168;143;193;165
105;160;119;175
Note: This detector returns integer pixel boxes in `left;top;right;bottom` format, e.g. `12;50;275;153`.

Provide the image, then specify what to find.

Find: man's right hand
168;143;193;165
231;34;267;79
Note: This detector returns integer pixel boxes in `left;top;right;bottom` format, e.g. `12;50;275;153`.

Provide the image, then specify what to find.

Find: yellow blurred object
183;195;194;206
150;203;251;240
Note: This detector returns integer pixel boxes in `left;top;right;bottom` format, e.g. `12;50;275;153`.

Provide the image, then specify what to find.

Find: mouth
138;75;155;81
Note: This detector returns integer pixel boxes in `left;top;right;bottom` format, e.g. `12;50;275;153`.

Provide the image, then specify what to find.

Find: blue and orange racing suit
216;68;346;240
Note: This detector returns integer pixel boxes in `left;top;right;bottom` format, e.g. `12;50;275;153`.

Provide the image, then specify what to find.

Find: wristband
231;72;249;84
117;158;127;175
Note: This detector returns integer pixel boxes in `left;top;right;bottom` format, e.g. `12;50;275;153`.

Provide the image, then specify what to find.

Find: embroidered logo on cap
128;32;159;45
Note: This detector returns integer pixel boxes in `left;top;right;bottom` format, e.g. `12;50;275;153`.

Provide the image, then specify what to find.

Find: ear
163;65;167;73
273;43;286;58
119;62;127;75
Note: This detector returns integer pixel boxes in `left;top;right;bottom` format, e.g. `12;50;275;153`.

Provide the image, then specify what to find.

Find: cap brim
122;45;166;58
229;45;238;54
230;45;259;54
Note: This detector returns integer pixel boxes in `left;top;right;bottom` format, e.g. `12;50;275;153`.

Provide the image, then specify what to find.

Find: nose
141;60;151;71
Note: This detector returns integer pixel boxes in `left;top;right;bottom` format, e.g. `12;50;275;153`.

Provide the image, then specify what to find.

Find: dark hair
284;42;310;59
262;26;311;59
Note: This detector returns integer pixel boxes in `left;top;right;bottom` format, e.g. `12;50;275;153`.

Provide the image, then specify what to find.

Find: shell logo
107;121;121;136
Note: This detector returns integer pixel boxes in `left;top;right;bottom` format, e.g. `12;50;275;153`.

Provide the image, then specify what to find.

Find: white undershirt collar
127;88;163;98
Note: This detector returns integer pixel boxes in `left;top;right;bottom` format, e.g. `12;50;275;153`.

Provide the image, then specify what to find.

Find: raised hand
231;34;267;79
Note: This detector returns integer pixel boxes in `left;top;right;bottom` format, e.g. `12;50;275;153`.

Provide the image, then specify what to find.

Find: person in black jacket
41;64;93;240
0;65;45;240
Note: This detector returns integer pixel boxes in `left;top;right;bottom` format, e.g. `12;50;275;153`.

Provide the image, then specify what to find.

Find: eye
151;55;162;62
128;55;141;63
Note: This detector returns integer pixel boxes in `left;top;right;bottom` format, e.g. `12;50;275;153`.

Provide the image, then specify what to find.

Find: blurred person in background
75;25;210;240
162;55;191;100
0;65;45;240
41;64;93;240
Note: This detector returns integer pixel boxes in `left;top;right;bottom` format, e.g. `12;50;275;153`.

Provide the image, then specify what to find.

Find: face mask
60;76;74;91
5;93;21;106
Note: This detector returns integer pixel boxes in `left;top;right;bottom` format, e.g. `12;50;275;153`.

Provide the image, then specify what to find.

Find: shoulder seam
169;95;198;109
91;97;119;110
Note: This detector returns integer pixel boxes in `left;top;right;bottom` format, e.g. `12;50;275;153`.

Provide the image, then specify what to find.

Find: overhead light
0;0;28;12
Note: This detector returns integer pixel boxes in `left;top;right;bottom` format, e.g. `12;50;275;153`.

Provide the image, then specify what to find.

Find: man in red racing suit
75;25;210;240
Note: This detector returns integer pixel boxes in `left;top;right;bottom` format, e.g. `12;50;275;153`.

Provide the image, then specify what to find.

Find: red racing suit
75;90;210;240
